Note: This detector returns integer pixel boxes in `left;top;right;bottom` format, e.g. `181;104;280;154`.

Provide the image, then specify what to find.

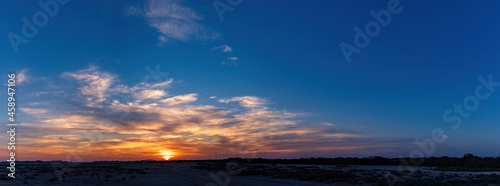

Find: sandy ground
1;162;499;185
0;162;332;185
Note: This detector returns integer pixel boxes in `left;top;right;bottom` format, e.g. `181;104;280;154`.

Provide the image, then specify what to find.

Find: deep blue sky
1;0;500;160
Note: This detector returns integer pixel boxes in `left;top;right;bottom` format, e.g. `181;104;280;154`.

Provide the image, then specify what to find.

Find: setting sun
159;150;176;160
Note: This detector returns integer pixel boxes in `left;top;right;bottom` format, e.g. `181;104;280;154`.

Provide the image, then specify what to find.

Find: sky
1;0;500;161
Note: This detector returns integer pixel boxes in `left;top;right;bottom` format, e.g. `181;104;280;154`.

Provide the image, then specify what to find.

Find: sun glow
159;150;176;160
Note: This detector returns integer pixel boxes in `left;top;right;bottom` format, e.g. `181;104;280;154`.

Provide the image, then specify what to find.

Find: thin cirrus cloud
11;66;416;161
218;96;267;108
11;69;49;86
213;45;233;53
126;0;219;44
62;65;116;107
134;89;168;100
220;56;239;66
20;108;48;114
16;69;29;84
220;61;238;66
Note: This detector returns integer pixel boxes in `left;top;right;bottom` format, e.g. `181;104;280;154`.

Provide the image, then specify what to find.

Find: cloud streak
17;69;29;84
62;65;116;107
213;45;233;53
20;108;48;114
127;0;219;44
9;66;416;161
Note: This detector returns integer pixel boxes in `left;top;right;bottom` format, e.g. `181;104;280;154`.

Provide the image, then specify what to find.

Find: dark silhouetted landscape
2;154;500;185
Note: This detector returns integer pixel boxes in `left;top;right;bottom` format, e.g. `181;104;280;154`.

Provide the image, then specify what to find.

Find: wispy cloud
321;122;334;126
213;45;233;52
218;96;267;108
62;65;116;107
134;89;167;100
17;69;29;84
159;93;198;106
20;108;48;114
11;66;413;160
221;61;238;66
126;0;219;44
137;78;173;89
34;90;64;97
221;56;239;66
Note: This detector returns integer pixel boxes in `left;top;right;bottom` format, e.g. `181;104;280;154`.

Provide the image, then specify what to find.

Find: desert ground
1;161;500;185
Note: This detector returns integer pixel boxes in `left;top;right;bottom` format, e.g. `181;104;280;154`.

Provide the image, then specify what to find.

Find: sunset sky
1;0;500;161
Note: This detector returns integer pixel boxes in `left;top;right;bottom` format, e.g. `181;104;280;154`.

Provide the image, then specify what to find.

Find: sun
159;150;176;160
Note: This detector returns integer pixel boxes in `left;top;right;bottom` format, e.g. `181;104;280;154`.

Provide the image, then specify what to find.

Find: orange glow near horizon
9;66;375;161
159;150;176;160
